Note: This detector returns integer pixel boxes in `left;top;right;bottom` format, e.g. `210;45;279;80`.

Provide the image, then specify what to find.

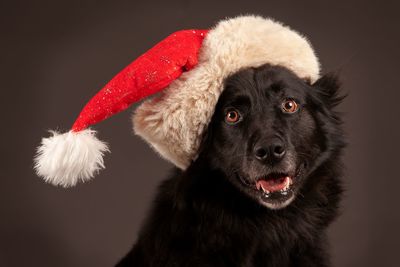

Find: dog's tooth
260;186;266;193
285;178;291;189
284;184;289;191
258;183;269;193
262;188;270;194
256;183;261;191
280;179;291;193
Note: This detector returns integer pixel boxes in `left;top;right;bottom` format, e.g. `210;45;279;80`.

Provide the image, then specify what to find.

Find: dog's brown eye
225;109;240;124
282;99;298;113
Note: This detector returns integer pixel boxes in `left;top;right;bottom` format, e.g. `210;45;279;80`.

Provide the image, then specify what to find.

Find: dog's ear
312;73;346;108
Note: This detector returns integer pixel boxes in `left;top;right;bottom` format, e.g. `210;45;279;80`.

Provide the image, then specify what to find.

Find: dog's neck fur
162;155;343;265
117;155;343;267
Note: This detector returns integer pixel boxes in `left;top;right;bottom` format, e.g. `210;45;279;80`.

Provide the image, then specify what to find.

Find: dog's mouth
256;174;292;194
237;171;300;209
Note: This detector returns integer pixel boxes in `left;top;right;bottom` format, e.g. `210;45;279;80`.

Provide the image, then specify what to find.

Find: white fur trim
133;15;320;169
34;129;109;187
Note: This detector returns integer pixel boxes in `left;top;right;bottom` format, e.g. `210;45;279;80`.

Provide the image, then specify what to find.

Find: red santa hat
34;15;319;187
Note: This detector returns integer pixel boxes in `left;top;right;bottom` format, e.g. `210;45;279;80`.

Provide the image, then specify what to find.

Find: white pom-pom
34;129;109;187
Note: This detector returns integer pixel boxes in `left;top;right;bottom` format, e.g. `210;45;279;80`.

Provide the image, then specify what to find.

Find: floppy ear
312;73;346;108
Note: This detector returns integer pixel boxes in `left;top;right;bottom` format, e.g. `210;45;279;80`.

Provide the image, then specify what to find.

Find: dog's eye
225;109;241;124
282;99;299;113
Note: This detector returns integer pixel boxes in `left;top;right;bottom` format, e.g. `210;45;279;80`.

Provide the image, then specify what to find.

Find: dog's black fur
117;64;345;267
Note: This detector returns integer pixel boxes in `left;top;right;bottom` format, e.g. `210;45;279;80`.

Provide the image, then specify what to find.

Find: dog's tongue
256;176;291;193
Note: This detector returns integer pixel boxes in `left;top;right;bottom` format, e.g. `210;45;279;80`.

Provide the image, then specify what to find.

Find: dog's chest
232;216;305;267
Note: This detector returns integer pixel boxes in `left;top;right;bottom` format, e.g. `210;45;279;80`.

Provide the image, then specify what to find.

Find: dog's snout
253;139;286;162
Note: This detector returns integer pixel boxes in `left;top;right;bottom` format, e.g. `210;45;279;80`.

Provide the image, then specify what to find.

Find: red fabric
72;29;208;132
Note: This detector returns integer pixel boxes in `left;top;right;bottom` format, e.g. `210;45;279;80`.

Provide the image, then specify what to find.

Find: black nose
254;140;286;162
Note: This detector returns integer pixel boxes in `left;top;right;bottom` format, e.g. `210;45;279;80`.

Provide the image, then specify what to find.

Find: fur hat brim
133;15;320;169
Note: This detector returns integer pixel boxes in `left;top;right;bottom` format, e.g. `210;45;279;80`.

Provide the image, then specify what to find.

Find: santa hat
34;15;319;187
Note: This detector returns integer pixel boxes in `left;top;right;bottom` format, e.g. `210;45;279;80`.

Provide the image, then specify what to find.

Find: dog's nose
254;141;286;162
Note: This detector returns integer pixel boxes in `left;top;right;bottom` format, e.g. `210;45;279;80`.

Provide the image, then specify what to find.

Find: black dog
117;64;345;266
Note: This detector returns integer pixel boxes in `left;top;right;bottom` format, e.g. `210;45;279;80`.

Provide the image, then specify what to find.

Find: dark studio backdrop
1;0;400;266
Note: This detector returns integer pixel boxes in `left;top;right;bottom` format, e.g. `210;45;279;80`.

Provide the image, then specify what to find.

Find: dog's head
198;64;345;209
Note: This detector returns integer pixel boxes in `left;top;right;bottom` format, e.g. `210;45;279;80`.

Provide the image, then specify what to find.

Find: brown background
1;0;399;266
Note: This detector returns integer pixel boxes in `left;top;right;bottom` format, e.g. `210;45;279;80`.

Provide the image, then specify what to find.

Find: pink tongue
256;176;290;192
